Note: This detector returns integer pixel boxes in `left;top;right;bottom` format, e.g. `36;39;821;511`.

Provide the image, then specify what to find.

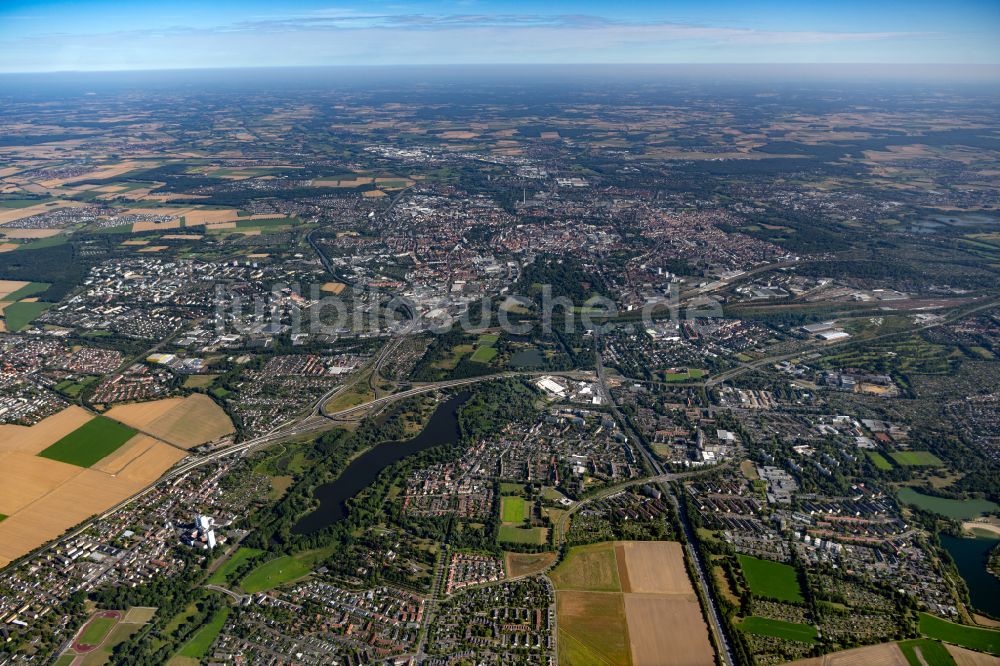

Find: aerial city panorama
0;1;999;665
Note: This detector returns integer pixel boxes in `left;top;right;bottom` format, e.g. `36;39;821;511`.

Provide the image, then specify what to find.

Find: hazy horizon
1;0;998;73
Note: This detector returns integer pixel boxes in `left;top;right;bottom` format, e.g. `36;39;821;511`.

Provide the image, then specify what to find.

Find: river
941;534;1000;618
291;391;471;535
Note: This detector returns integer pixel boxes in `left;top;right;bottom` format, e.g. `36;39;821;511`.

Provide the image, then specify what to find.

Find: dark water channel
292;391;470;535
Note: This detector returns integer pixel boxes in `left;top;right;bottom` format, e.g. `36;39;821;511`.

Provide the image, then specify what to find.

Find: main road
594;331;735;666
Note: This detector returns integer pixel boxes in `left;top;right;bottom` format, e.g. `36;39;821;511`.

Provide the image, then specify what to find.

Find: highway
594;332;735;666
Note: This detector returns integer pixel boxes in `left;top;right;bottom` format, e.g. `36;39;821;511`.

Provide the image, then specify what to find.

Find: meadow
919;613;1000;655
738;554;804;603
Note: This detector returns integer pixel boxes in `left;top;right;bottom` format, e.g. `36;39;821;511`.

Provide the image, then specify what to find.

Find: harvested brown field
137;245;168;252
113;440;186;483
121;239;149;246
131;218;181;232
784;642;908;666
91;434;160;475
624;595;713;666
105;394;234;448
0;227;63;238
0;431;186;565
321;281;347;294
106;397;182;425
947;644;1000;666
553;540;713;666
505;551;557;578
0;406;94;455
618;541;692;595
312;176;373;187
0;280;29;300
161;234;203;240
0;451;80;515
0;243;18;252
363;190;386;198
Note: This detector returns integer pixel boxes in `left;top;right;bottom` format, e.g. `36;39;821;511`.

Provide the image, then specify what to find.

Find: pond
509;347;544;368
292;391;471;535
941;534;1000;618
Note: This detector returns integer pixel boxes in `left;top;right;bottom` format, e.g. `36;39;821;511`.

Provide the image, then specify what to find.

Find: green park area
208;546;264;586
176;607;230;659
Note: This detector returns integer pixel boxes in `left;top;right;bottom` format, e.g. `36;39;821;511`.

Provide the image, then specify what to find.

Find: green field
557;591;630;666
208;546;263;586
38;416;137;468
240;555;311;593
2;300;53;331
663;368;707;382
4;281;50;301
919;612;1000;655
867;451;893;470
738;555;804;603
499;525;547;545
240;546;333;593
890;451;944;467
738;616;817;643
79;615;117;645
234;216;298;230
898;638;956;666
0;514;6;522
470;345;498;363
550;542;621;592
501;495;529;523
52;655;75;666
897;487;1000;519
176;607;230;658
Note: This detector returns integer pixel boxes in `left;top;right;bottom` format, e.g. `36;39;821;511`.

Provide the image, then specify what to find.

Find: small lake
292;391;471;535
941;534;1000;618
897;487;1000;520
509;347;544;368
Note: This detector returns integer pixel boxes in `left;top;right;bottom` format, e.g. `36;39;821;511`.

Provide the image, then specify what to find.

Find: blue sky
0;0;998;72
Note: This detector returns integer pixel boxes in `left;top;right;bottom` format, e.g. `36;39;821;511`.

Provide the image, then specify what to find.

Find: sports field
38;416;137;467
498;525;547;545
868;451;894;470
79;616;116;646
919;613;1000;655
739;616;817;643
738;554;805;603
891;451;944;467
501;495;529;523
